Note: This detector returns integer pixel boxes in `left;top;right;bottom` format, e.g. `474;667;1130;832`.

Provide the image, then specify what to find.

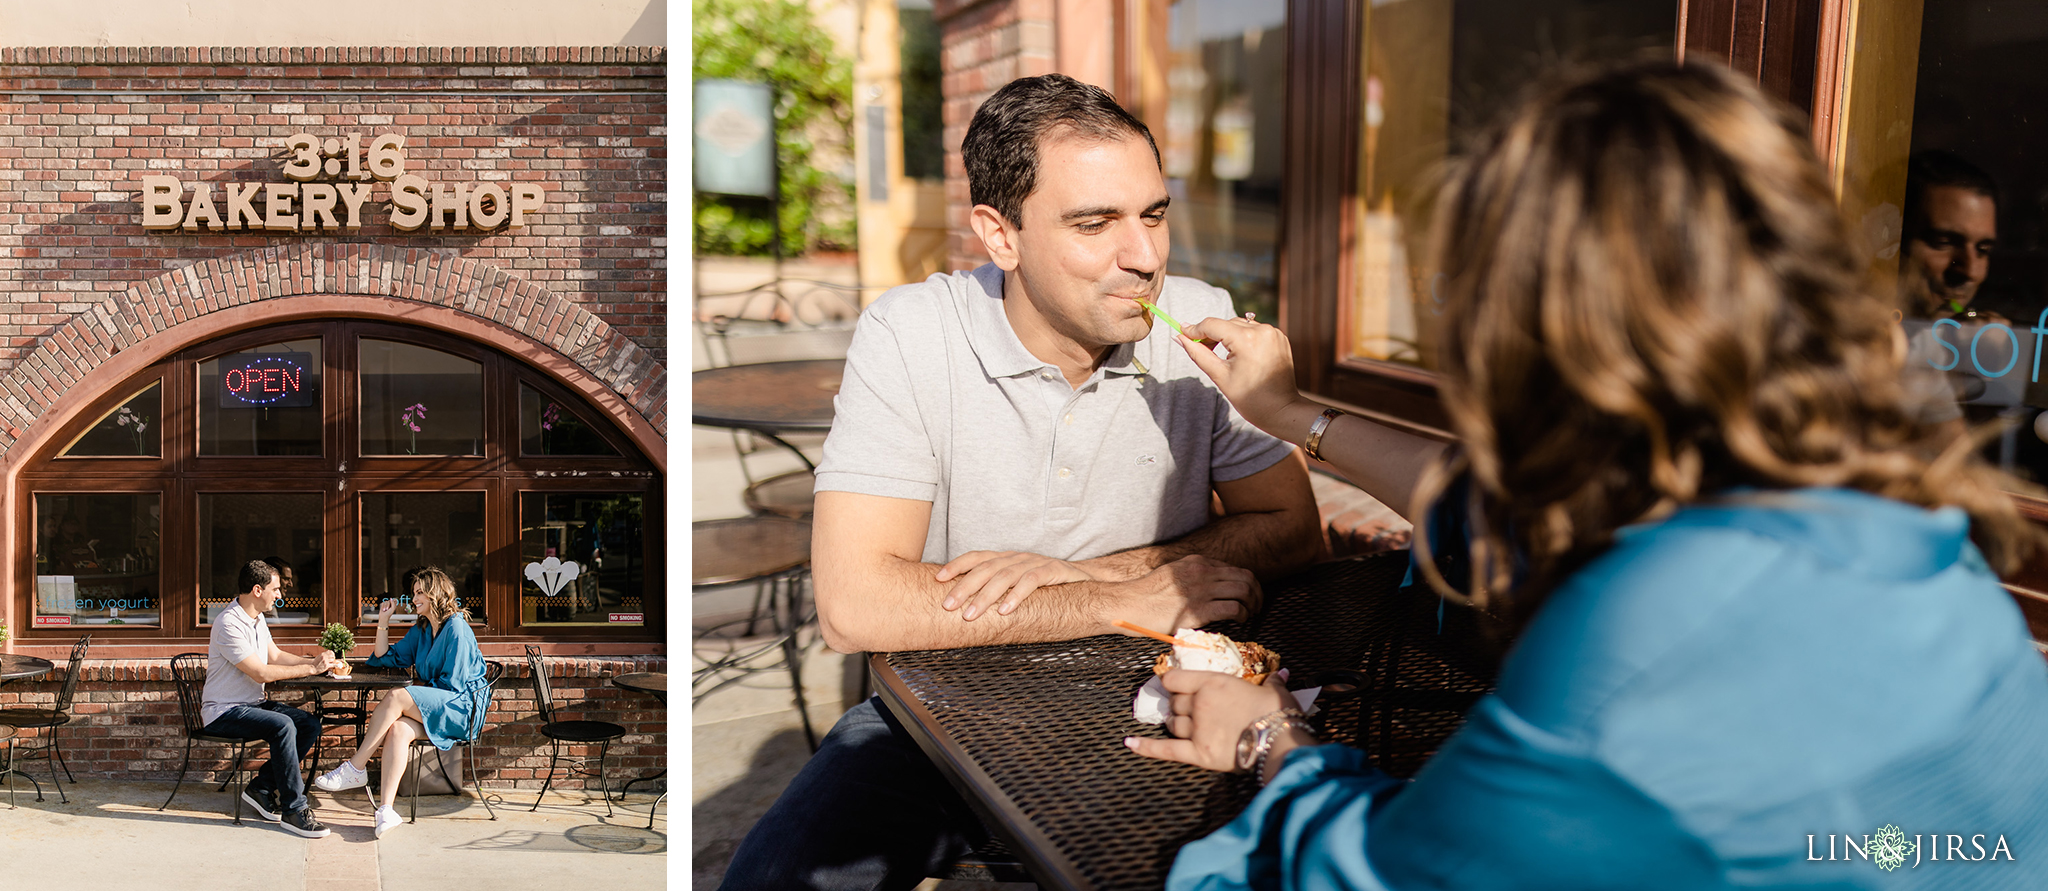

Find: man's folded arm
1079;449;1327;582
812;490;1260;653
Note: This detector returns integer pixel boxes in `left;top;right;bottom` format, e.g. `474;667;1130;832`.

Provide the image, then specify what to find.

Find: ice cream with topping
1170;629;1247;676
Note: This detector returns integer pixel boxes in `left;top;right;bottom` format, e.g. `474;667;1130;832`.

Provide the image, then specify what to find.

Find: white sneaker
313;761;367;792
374;805;403;839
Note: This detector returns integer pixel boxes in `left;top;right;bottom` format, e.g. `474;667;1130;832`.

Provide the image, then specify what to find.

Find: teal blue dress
1171;488;2048;889
363;614;490;750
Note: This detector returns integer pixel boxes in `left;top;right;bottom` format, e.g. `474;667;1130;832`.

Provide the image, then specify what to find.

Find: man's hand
1114;555;1262;634
1126;669;1301;773
937;551;1098;620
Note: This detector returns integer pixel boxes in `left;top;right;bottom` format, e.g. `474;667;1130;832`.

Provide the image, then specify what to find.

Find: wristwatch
1236;707;1311;781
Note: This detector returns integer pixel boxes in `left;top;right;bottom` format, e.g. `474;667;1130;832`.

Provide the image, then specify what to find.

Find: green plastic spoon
1136;300;1205;342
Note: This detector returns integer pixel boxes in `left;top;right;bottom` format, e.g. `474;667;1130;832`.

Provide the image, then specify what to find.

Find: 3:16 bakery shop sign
138;132;547;233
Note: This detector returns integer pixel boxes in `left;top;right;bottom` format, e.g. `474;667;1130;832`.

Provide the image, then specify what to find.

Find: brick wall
0;46;666;460
935;0;1055;272
0;655;665;791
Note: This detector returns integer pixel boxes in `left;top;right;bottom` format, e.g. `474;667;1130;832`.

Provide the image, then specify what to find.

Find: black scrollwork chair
0;634;92;804
405;660;505;822
524;645;627;815
160;652;265;823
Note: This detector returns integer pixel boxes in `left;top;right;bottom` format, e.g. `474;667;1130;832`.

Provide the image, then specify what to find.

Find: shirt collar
961;263;1165;380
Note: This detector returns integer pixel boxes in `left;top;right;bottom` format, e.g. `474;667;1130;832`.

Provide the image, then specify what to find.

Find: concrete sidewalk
0;777;666;891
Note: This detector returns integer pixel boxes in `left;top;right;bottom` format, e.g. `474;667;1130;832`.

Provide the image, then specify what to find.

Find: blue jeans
719;697;989;891
202;701;319;814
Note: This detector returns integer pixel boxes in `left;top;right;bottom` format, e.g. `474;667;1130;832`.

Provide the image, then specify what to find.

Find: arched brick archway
0;243;666;468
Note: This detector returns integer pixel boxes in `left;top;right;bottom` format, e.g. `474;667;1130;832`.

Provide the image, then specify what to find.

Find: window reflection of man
261;555;293;620
1900;150;1999;321
1895;151;2004;449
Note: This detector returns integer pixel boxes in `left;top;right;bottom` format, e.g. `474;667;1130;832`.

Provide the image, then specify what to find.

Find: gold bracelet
1304;407;1344;462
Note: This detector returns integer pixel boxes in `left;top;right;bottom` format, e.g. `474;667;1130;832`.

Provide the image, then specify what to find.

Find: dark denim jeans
719;697;989;891
202;700;319;814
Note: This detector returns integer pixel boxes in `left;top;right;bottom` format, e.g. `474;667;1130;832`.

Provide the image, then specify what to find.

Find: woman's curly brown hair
1411;59;2037;623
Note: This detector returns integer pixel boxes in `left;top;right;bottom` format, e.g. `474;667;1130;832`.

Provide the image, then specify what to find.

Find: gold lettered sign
139;132;546;233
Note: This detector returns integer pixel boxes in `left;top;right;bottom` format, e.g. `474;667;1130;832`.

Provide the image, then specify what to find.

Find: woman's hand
1176;316;1319;435
1126;668;1300;773
377;598;397;623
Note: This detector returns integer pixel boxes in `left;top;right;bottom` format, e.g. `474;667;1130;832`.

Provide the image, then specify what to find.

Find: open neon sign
217;352;316;408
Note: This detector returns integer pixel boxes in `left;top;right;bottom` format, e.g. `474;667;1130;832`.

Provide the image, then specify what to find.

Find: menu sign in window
217;352;317;409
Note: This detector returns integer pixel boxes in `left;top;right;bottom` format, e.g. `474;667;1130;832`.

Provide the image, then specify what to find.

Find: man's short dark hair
1903;149;1997;239
238;559;278;594
963;74;1159;228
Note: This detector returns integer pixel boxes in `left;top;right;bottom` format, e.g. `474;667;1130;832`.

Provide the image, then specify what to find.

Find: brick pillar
935;0;1057;273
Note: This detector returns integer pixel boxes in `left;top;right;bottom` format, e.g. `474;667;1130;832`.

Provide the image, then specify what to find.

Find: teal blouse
363;613;491;750
1170;488;2048;889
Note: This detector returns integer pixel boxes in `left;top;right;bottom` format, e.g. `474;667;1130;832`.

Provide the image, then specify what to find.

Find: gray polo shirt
815;264;1294;564
201;602;271;725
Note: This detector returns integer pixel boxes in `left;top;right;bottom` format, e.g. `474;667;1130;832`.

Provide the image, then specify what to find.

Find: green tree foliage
694;0;856;256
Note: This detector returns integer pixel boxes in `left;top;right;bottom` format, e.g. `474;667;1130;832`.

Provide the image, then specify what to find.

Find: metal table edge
869;651;1094;891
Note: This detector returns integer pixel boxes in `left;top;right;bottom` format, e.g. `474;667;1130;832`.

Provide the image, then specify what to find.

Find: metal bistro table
872;551;1505;891
611;672;667;828
691;358;843;444
273;667;413;777
0;654;56;805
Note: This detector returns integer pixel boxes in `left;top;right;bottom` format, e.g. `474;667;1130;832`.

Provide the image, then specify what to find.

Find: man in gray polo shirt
721;74;1323;891
201;559;339;838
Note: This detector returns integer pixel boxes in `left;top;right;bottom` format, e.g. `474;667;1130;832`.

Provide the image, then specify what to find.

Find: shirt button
1041;370;1057;381
1057;467;1072;479
1063;413;1073;425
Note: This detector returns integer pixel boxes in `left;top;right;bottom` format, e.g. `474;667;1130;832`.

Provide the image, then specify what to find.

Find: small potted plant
0;619;10;652
318;622;355;676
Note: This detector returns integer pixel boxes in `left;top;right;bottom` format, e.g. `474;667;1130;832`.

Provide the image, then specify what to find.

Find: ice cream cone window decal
524;557;582;598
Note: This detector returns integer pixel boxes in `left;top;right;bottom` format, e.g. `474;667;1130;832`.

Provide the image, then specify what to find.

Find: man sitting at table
720;73;1325;891
200;559;339;838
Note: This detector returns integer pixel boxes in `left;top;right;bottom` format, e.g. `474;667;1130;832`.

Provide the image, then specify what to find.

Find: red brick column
935;0;1056;272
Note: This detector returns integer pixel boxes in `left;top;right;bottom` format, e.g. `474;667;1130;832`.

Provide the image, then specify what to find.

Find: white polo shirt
201;602;272;725
815;264;1294;564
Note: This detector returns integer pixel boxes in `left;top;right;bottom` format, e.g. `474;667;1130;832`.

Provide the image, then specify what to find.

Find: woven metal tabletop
874;551;1503;891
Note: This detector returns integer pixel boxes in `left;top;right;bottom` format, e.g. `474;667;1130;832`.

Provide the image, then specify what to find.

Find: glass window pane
199;493;323;626
1341;1;1674;368
520;493;645;626
60;383;162;457
1871;2;2048;485
360;339;483;456
34;493;160;628
199;339;323;456
520;384;620;456
1160;1;1287;323
359;492;487;624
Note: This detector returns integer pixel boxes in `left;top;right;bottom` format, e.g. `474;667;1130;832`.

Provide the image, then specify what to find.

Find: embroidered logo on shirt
1136;455;1157;467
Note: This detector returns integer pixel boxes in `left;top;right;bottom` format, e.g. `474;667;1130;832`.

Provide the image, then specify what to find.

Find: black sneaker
241;785;282;822
281;807;332;838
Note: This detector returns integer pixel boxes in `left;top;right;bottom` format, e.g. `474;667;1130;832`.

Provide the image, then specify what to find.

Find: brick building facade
0;46;666;786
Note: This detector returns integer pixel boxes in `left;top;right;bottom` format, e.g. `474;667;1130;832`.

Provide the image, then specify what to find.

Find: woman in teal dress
1133;61;2048;888
314;566;489;838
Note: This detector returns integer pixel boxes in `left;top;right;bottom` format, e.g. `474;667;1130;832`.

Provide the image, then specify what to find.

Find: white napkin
1132;668;1321;727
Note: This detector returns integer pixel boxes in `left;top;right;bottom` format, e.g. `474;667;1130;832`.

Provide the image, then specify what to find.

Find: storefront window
34;493;160;629
360;492;486;622
360;339;484;456
60;383;162;458
1833;1;2048;486
521;492;645;626
520;383;620;456
198;493;323;625
16;321;658;644
1161;0;1286;323
199;338;322;455
1342;1;1673;369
